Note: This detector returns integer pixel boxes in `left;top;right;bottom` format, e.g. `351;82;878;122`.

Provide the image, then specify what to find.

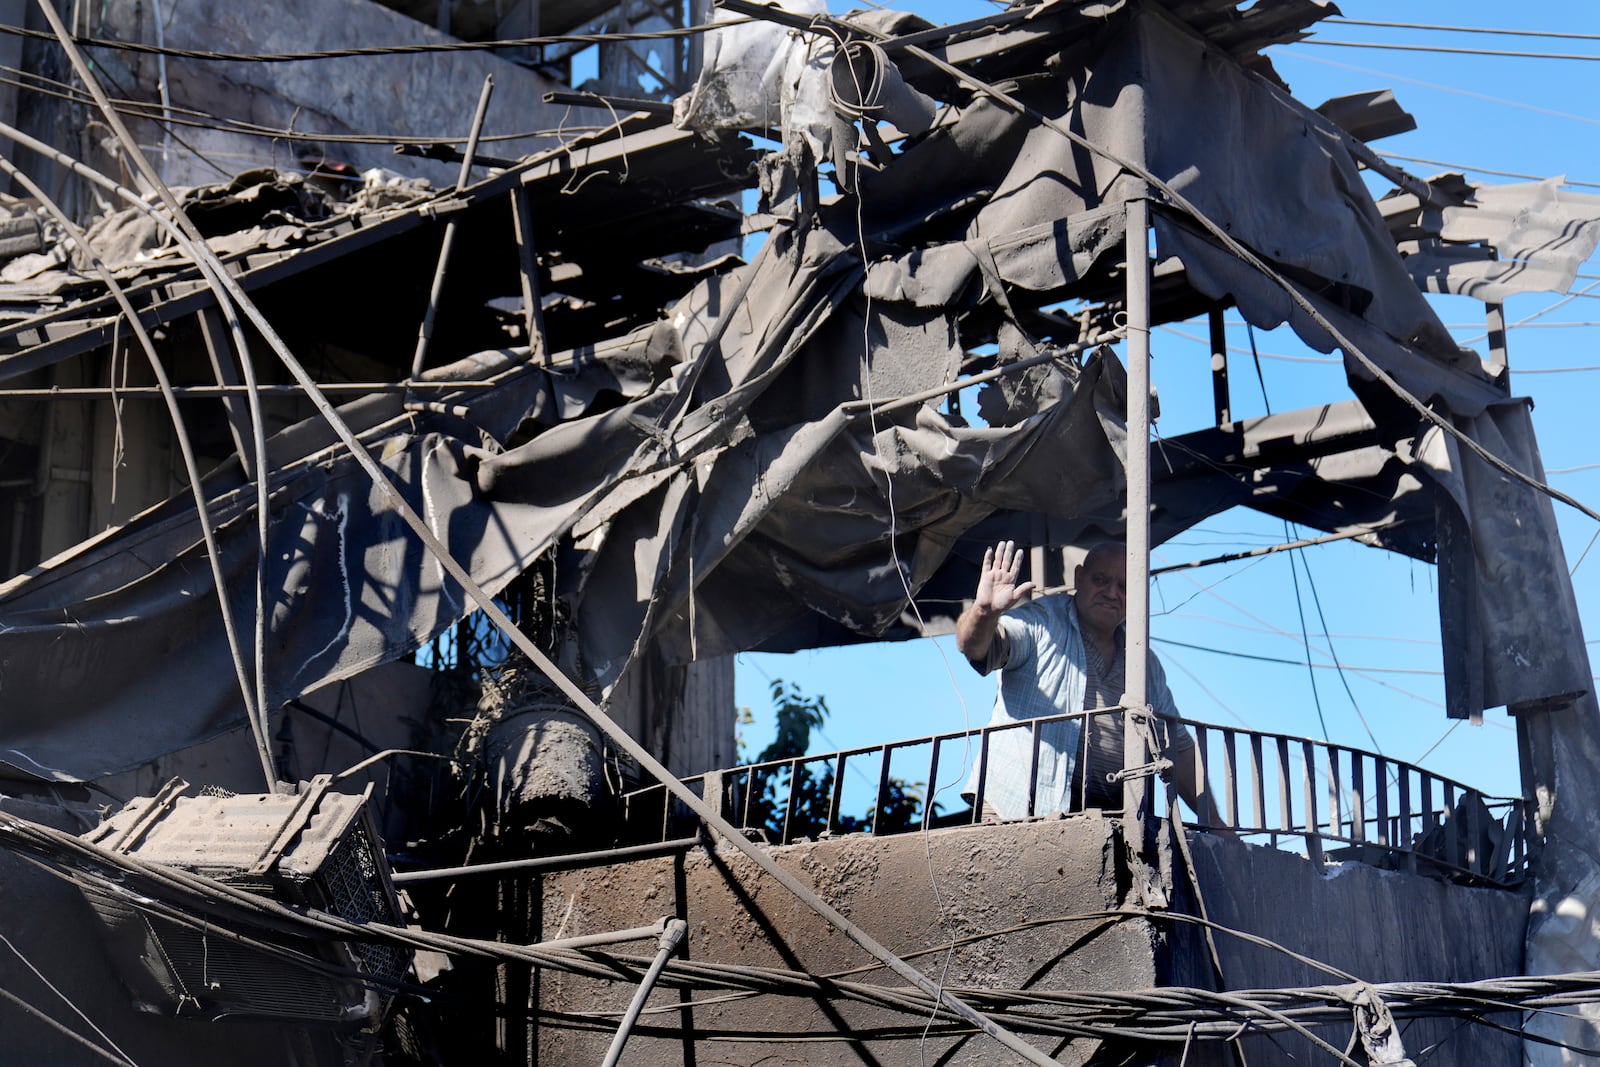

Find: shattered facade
1;0;1599;1063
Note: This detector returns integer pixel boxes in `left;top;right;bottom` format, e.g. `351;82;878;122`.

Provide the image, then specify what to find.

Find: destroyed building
1;0;1599;1064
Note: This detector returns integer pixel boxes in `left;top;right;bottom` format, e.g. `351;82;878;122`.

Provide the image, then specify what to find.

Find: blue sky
732;2;1600;810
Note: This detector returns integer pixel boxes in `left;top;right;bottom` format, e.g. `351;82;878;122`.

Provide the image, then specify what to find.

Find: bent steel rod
35;5;1058;1062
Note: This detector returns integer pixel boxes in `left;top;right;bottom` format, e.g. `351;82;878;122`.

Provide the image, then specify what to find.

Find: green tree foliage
741;679;932;842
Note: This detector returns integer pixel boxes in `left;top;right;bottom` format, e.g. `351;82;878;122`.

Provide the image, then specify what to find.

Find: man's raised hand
975;540;1036;615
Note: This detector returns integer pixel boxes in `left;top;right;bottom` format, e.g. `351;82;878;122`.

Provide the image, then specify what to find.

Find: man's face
1075;551;1127;637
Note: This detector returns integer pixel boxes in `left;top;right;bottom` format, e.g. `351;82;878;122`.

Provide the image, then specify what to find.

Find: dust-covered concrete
537;815;1153;1066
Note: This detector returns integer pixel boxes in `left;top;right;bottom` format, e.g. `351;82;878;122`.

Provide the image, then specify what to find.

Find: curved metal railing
620;709;1532;889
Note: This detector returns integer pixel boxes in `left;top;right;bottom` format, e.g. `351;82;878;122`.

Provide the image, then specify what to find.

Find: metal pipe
391;836;703;884
1123;193;1152;837
410;74;495;379
601;918;687;1067
542;918;675;954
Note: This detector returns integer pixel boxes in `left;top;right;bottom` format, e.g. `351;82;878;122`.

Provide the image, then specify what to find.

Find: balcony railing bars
621;709;1532;889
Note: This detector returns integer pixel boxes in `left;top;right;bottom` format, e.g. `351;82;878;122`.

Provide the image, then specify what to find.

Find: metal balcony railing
620;709;1533;890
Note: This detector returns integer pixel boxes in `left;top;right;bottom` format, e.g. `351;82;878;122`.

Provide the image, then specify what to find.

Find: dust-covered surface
538;817;1148;1065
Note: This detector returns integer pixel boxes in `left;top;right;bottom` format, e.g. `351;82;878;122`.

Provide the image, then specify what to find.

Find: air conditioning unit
78;775;411;1027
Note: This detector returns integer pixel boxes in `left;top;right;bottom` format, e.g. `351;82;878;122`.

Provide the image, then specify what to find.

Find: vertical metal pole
510;185;550;364
410;74;495;380
1209;305;1231;427
1123;193;1152;839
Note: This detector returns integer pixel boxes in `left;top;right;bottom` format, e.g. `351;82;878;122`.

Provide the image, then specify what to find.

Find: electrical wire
0;932;138;1066
1410;720;1463;768
57;57;236;180
1377;152;1600;192
1303;39;1600;64
1327;18;1600;44
1292;530;1385;754
1457;278;1600;346
0;18;741;63
1160;324;1341;365
0;805;1546;1052
1167;573;1455;714
1569;526;1600;577
1243;325;1272;417
10;803;1589;1056
1283;522;1332;741
1152;637;1443;677
1166;612;1441;649
0;151;278;792
1281;51;1600;131
0;985;135;1066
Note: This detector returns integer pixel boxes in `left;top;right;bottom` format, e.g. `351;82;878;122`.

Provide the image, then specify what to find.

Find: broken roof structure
1;0;1600;1063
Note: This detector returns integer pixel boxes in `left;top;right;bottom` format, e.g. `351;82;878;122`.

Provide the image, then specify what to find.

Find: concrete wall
87;0;571;192
1170;831;1528;1066
534;816;1156;1066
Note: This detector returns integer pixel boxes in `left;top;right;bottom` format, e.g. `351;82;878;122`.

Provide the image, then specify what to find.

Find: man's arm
956;540;1035;667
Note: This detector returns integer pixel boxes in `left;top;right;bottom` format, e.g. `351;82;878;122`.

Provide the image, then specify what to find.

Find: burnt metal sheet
0;349;572;780
1116;7;1501;416
1415;399;1592;717
1407;179;1600;302
1314;89;1417;144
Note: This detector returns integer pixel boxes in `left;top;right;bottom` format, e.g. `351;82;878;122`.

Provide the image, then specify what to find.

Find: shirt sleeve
968;601;1044;676
970;626;1010;676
